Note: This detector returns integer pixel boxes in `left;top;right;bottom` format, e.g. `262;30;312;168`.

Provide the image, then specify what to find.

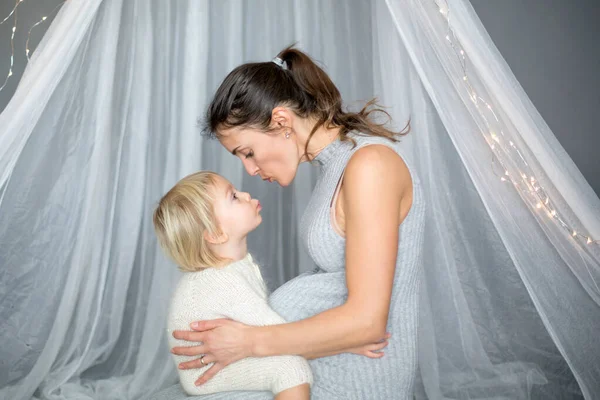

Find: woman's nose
242;159;260;176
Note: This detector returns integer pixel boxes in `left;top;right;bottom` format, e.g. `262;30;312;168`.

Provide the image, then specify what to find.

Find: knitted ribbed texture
167;253;313;395
150;133;425;400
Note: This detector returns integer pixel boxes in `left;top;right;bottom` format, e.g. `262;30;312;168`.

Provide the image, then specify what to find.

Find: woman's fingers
178;356;208;370
369;340;389;351
365;351;385;358
172;319;231;342
199;354;216;365
356;339;389;358
195;363;224;386
178;353;216;370
171;345;206;357
190;319;231;331
172;329;205;342
377;332;391;343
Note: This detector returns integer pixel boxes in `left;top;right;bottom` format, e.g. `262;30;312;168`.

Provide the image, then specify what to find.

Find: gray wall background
0;0;60;110
1;0;598;196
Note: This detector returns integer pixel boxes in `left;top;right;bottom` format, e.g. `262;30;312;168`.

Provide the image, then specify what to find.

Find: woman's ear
271;107;292;130
203;229;228;245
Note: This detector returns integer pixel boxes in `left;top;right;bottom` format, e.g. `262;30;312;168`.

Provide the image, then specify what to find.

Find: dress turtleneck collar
312;135;354;167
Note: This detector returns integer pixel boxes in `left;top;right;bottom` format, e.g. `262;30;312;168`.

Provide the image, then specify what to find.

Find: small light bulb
551;210;556;216
460;50;464;55
572;231;577;237
505;171;509;176
463;76;467;81
439;8;444;13
8;70;12;76
446;35;450;41
509;141;514;146
587;237;592;244
545;197;549;205
12;26;16;32
500;177;506;182
522;173;527;179
42;16;47;21
536;203;542;209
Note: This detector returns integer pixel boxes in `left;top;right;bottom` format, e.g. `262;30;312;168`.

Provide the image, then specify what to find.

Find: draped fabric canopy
1;0;598;399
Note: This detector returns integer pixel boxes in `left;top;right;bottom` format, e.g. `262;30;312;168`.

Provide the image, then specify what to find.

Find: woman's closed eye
245;150;254;159
232;191;238;201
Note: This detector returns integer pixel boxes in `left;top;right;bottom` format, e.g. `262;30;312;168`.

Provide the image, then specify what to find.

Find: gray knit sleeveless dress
149;133;425;400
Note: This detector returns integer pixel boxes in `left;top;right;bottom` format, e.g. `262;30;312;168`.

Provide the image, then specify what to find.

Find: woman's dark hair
204;45;409;159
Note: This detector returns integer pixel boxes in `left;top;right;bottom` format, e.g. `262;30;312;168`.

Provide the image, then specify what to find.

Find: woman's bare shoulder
344;144;411;196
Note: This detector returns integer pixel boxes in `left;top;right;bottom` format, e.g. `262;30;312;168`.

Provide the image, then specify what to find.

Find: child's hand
348;332;391;358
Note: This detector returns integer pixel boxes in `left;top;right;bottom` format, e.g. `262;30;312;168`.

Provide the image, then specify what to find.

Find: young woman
170;46;424;399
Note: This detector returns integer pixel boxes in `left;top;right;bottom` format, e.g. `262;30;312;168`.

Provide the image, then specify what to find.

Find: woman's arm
173;145;410;383
252;145;408;358
303;333;391;360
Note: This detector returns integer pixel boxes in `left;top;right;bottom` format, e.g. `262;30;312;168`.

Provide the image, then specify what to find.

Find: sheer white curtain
0;0;598;399
381;0;599;398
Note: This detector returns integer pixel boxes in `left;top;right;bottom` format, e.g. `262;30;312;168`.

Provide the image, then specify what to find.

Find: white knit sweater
167;253;313;395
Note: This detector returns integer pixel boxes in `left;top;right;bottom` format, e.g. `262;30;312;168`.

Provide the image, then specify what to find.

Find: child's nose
241;192;251;201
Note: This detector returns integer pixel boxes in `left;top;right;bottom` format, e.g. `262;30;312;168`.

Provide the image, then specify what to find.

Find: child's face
211;175;262;240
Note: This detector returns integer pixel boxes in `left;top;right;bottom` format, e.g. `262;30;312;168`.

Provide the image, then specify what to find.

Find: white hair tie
271;57;288;70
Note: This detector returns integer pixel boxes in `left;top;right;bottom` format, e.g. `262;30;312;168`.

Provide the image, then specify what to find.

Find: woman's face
218;125;300;187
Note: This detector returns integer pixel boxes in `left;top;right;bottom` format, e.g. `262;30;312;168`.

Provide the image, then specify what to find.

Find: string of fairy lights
0;0;66;92
434;0;598;247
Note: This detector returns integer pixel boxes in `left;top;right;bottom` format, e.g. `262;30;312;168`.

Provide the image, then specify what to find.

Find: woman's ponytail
205;45;409;158
278;46;342;122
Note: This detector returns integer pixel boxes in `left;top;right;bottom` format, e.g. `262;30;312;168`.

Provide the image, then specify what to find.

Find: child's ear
203;229;228;245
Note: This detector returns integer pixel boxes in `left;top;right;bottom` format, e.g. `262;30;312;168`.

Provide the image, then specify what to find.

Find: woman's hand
348;332;391;358
171;319;254;386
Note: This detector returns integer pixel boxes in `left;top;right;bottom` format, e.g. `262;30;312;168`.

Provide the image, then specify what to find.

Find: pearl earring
285;131;290;139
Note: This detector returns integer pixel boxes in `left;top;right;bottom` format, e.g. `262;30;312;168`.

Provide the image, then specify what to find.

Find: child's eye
232;192;238;200
245;150;254;159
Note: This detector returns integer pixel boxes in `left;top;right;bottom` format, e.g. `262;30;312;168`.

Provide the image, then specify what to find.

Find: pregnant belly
267;269;419;399
268;269;348;322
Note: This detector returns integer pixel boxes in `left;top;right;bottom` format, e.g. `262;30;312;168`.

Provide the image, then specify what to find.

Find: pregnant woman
167;46;425;400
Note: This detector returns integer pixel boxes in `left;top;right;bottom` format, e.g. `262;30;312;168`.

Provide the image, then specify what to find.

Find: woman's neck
298;120;340;162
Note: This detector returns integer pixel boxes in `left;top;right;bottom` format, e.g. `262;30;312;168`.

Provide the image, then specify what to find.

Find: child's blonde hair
153;171;225;272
